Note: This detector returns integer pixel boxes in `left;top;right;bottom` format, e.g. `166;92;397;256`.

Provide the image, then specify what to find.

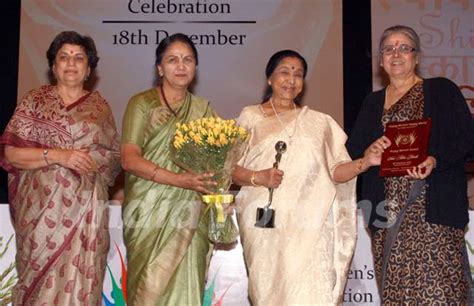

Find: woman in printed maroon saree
0;31;121;305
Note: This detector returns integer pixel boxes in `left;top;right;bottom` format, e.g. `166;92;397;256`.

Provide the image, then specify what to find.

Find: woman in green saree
121;33;216;305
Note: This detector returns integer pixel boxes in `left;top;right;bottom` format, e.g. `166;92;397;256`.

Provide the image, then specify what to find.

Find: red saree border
0;132;49;206
66;92;92;111
0;130;49;148
14;112;71;138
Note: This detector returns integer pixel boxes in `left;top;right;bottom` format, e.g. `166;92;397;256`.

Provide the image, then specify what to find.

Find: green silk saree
122;88;214;306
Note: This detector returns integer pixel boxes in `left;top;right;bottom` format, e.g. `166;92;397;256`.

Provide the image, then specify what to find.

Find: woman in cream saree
232;50;375;305
236;105;357;305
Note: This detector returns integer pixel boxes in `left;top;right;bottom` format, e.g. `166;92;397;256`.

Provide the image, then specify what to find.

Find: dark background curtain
0;1;21;202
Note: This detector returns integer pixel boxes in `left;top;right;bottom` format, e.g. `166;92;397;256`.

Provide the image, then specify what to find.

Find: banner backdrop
18;0;344;128
4;204;474;305
0;205;382;306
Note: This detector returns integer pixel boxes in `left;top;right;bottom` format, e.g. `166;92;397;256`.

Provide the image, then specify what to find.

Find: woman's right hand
51;149;96;174
363;136;391;167
178;172;216;194
254;168;284;189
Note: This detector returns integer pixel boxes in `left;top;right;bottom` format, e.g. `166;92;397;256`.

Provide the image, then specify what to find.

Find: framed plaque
380;118;432;177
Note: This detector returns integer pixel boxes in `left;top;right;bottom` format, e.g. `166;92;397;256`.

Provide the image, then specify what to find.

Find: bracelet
356;158;364;173
250;171;259;187
43;149;50;166
150;165;159;182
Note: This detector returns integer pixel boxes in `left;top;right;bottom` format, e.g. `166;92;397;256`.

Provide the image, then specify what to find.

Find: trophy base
255;207;275;228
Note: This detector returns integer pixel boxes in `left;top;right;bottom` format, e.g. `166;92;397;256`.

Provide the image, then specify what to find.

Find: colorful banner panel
371;0;474;116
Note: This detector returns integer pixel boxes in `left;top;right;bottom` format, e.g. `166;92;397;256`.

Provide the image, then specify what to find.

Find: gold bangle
43;149;50;166
356;158;364;173
250;171;259;187
150;165;159;182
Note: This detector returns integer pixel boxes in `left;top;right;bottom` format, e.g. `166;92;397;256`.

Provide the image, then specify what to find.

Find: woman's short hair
262;49;308;103
378;25;421;54
46;31;99;71
155;33;198;66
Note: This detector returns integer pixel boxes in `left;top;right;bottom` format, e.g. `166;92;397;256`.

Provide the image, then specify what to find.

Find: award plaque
379;118;432;177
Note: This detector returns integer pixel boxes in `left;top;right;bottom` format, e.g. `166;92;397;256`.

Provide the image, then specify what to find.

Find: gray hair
378;25;421;54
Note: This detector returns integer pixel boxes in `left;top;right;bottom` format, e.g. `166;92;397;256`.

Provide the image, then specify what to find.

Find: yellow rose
213;127;221;136
198;127;208;136
192;134;202;144
209;128;216;137
173;137;184;149
207;136;216;145
219;133;229;146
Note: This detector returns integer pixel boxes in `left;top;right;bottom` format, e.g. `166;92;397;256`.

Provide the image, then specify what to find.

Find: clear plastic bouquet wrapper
171;117;249;243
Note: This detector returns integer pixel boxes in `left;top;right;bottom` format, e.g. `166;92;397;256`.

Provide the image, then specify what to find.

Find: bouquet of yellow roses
171;117;248;243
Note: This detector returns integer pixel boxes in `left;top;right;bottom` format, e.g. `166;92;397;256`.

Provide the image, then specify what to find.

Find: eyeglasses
380;44;416;56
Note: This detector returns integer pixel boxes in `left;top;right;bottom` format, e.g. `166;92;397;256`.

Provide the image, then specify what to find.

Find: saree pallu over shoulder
236;105;357;305
122;88;214;306
0;85;121;305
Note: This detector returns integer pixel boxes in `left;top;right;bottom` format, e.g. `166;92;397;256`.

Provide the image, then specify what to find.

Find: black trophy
255;141;287;228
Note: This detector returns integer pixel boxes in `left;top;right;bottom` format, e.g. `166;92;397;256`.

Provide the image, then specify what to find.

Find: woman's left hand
406;156;436;180
52;148;96;174
177;171;216;194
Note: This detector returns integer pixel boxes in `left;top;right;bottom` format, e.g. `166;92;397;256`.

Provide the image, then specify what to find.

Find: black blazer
347;77;474;232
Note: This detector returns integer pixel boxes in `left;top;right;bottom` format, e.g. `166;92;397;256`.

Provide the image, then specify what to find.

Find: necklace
269;98;299;145
160;84;178;117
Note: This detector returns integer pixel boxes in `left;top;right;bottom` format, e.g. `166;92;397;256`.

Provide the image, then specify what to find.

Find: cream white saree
236;105;357;305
